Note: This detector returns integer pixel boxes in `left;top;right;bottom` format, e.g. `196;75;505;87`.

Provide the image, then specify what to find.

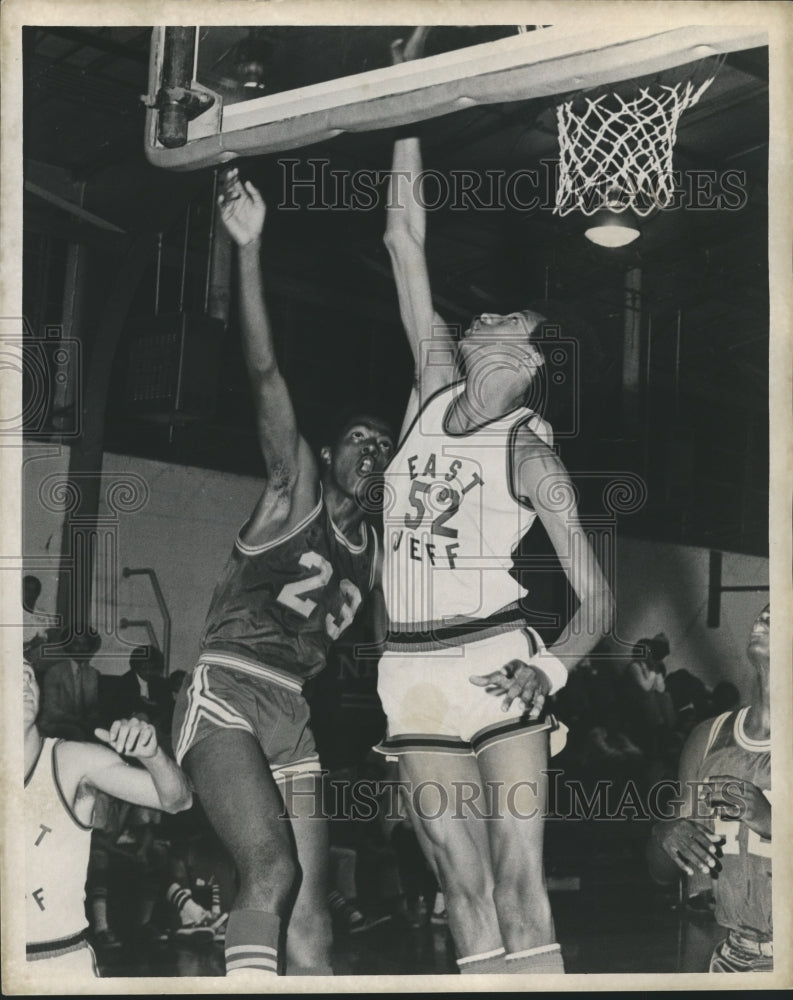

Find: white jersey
26;738;92;946
383;382;553;635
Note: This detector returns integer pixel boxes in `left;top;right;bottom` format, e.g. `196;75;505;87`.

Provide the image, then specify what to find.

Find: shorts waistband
728;931;773;956
386;603;528;653
198;651;304;693
27;927;89;959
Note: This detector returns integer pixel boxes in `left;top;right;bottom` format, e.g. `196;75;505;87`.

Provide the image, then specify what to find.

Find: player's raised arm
219;169;316;508
384;31;456;432
63;718;193;814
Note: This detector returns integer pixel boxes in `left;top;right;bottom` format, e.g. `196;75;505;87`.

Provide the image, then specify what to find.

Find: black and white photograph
2;1;791;991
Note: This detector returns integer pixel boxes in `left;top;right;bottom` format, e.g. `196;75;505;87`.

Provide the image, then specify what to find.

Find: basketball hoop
554;70;718;218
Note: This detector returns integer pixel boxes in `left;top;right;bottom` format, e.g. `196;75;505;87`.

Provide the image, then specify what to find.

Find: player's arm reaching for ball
218;167;318;543
57;718;193;817
384;29;457;438
471;427;615;717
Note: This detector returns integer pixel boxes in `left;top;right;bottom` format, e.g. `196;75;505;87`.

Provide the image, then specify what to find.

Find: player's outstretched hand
390;27;430;65
704;773;771;840
218;167;266;247
95;718;158;759
653;818;723;877
470;659;550;718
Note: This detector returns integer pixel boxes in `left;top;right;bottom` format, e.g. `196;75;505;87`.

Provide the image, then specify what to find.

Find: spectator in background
709;681;740;716
168;671;186;698
665;666;709;722
623;633;676;756
102;646;173;738
22;575;59;678
40;630;102;741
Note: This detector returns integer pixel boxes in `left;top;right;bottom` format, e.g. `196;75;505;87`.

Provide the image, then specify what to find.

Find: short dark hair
62;628;102;660
129;644;164;672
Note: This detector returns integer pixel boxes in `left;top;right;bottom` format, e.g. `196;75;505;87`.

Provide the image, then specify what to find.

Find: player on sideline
376;28;614;976
24;660;191;976
647;604;772;972
172;168;393;978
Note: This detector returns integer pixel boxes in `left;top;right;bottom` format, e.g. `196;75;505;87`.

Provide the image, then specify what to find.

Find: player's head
62;628;101;664
320;411;394;502
747;603;770;665
23;660;40;731
129;644;165;681
23;574;42;612
459;309;546;410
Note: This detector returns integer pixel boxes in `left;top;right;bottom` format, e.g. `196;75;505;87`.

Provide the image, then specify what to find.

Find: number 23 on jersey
276;551;362;639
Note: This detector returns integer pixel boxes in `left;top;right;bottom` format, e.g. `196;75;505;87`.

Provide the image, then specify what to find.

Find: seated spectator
39;629;102;741
710;681;740;716
101;646;173;738
665;667;709;720
168;670;186;697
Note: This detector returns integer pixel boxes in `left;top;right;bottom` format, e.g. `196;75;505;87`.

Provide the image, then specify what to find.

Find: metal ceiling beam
37;27;149;64
25;180;127;233
82;28;152;75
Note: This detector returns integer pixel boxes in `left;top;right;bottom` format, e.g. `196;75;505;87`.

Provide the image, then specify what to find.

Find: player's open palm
218;167;266;247
95;718;158;759
654;818;722;876
470;659;550;719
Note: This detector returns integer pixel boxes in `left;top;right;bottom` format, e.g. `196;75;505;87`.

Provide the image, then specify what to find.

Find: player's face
460;314;543;371
459;314;544;407
23;662;40;728
747;604;770;659
328;421;394;497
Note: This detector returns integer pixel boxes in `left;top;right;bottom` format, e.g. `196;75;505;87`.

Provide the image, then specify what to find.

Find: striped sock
457;947;506;974
504;943;565;973
224;909;281;977
166;883;205;926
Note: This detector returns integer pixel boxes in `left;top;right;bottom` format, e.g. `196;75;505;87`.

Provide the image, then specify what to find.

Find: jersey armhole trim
52;740;94;831
702;711;731;761
25;735;46;787
368;527;379;592
236;487;324;555
393;381;463;454
506;414;551;512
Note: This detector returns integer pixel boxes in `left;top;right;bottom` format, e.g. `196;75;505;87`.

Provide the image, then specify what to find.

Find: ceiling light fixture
584;207;641;247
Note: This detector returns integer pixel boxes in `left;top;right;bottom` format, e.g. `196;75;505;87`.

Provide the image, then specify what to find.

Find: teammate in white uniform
647;605;772;972
23;661;191;977
376;28;614;976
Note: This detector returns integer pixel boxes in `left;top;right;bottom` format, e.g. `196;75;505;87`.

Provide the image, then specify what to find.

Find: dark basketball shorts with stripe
172;659;320;783
376;629;567;758
709;931;773;973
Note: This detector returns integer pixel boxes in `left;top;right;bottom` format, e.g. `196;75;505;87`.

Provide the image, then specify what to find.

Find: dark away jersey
697;707;771;941
201;495;378;682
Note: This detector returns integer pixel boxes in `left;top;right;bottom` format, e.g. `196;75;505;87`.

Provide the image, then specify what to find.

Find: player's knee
440;858;494;910
238;846;299;904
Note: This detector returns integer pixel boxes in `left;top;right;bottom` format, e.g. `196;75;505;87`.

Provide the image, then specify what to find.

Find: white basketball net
554;76;715;217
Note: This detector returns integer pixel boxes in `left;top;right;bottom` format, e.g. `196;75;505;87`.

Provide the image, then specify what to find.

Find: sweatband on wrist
524;630;568;694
